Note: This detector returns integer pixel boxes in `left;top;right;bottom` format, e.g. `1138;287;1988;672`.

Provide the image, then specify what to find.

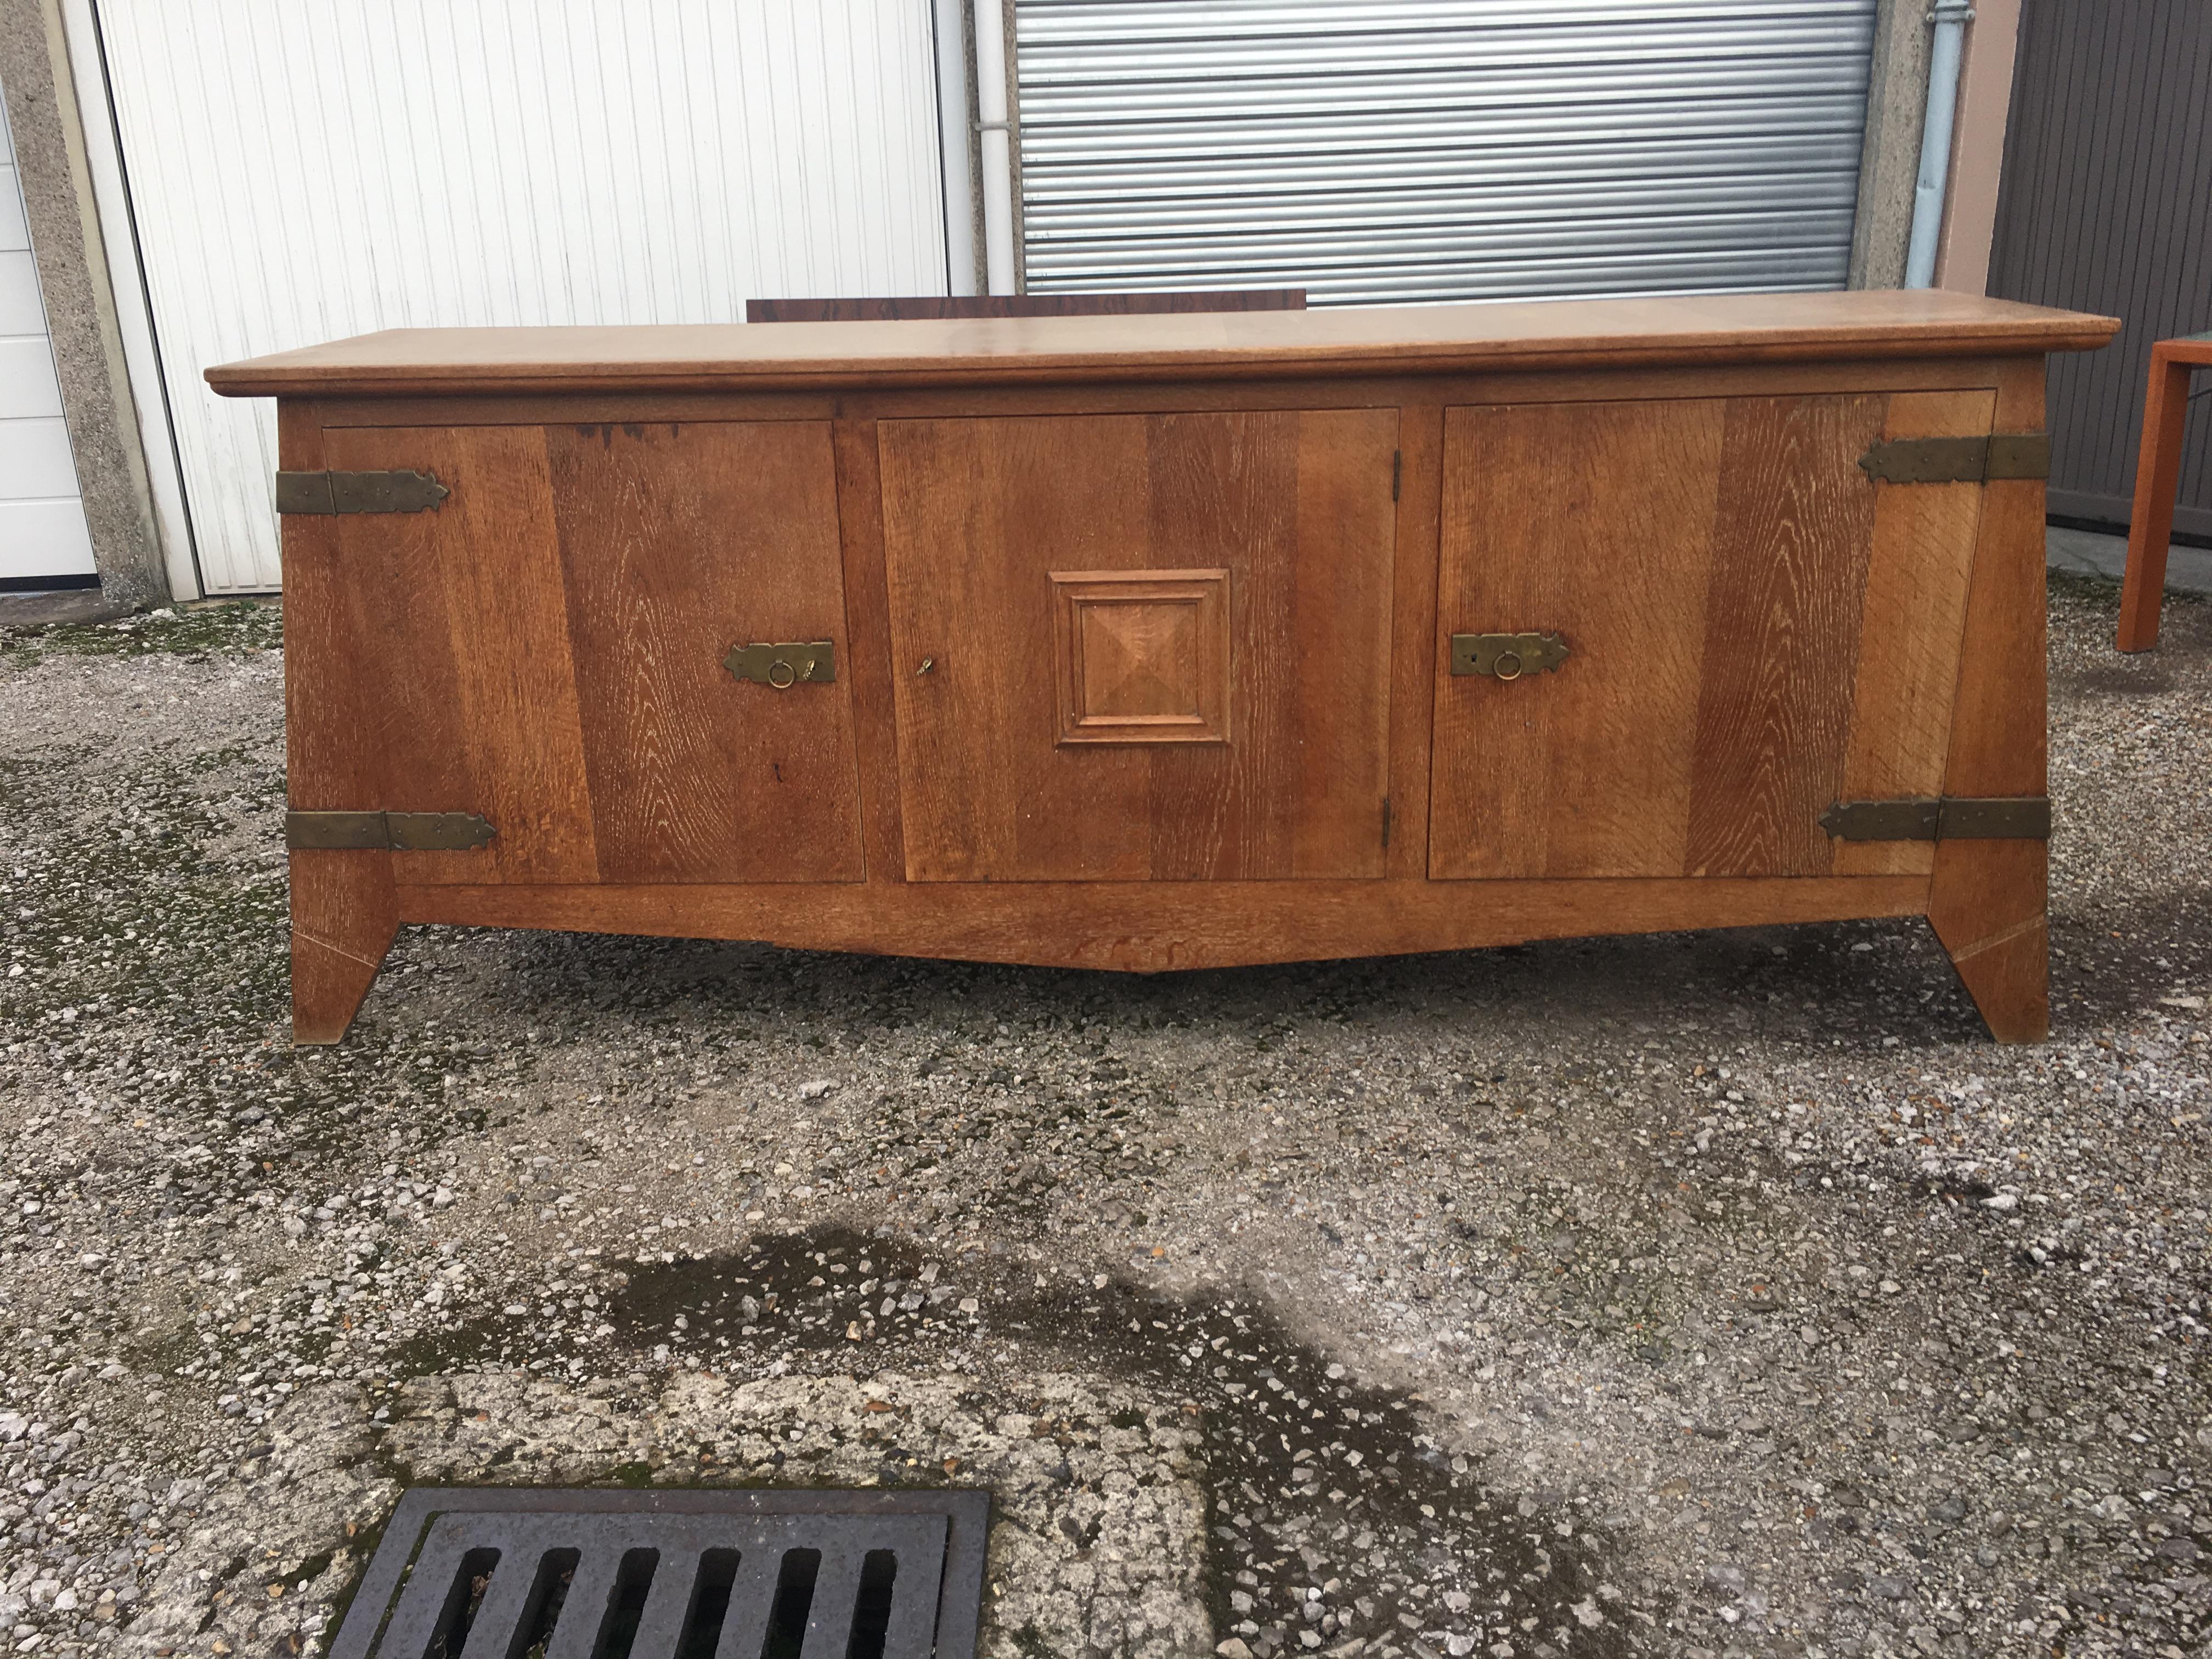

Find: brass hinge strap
1820;797;2051;842
1857;433;2050;484
275;470;451;515
286;810;496;851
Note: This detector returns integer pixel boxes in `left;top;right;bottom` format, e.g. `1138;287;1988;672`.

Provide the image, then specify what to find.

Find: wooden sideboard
210;292;2117;1045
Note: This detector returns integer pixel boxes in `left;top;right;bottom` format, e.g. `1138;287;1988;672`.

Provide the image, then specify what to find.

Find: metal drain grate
329;1488;990;1659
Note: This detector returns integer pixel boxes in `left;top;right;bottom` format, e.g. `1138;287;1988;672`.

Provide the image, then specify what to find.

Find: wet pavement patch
413;1227;1644;1658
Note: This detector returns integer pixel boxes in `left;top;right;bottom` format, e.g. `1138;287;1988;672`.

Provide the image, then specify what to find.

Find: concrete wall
0;0;165;607
1849;0;2022;295
1848;0;1931;290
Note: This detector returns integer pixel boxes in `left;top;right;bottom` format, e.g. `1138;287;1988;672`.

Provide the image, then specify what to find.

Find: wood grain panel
330;426;599;885
1433;393;1958;883
1050;568;1231;744
209;291;2117;399
281;403;399;1046
1430;400;1726;879
1385;403;1444;879
1283;410;1400;878
1931;359;2050;1042
1939;362;2051;802
316;427;509;885
399;873;1928;973
1831;388;1996;877
831;418;906;882
882;415;1151;882
291;850;397;1045
281;403;369;811
545;422;863;883
1143;416;1299;880
1684;394;1884;876
307;356;2029;435
879;410;1397;882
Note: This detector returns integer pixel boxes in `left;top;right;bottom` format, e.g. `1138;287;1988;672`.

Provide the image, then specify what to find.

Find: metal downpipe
973;0;1018;295
1905;1;1975;288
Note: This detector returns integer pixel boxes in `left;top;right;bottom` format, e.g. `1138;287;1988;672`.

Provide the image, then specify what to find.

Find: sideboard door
314;421;865;884
1429;390;1996;879
878;410;1398;882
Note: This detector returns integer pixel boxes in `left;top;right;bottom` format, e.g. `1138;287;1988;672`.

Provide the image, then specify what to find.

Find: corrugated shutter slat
1014;0;1878;305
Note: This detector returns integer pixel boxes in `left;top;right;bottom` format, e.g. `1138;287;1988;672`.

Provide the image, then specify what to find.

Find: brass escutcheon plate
1449;631;1570;680
724;640;836;687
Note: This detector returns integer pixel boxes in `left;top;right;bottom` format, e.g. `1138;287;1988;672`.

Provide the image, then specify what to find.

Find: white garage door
0;95;97;591
93;0;953;595
1015;0;1878;304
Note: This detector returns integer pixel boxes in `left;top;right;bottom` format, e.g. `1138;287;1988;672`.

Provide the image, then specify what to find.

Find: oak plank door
317;421;865;884
1429;390;1995;879
878;410;1398;881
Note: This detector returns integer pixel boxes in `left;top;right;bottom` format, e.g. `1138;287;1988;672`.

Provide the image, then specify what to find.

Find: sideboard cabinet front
312;421;866;884
877;409;1400;882
1429;388;1998;881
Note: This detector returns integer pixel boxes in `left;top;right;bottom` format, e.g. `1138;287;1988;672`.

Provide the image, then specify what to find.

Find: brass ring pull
724;640;834;686
1449;632;1569;680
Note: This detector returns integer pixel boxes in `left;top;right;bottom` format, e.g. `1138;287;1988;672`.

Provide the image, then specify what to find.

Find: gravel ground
2;580;2209;1659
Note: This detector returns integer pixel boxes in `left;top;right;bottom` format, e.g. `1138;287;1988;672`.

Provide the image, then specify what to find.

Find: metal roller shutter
1014;0;1878;305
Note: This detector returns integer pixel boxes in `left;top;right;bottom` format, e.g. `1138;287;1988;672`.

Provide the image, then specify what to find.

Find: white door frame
55;0;201;602
932;0;979;297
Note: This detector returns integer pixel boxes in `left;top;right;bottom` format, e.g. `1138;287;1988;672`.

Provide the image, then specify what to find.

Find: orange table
2118;331;2212;651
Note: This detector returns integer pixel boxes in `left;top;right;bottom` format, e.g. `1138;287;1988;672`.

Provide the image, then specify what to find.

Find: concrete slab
2048;522;2212;595
0;586;129;627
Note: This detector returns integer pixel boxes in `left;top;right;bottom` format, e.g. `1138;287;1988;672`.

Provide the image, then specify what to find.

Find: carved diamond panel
1049;568;1231;745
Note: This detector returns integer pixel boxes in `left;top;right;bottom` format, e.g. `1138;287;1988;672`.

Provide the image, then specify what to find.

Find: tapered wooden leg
291;848;399;1045
1926;357;2051;1043
1929;839;2047;1042
2118;349;2192;653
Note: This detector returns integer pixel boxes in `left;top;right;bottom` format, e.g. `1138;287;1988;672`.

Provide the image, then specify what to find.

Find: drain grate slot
332;1489;989;1659
678;1548;742;1659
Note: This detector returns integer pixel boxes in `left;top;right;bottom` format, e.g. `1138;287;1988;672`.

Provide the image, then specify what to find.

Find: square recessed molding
1049;568;1231;746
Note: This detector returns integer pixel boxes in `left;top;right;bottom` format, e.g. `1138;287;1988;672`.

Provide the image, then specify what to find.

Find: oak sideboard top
208;290;2119;399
